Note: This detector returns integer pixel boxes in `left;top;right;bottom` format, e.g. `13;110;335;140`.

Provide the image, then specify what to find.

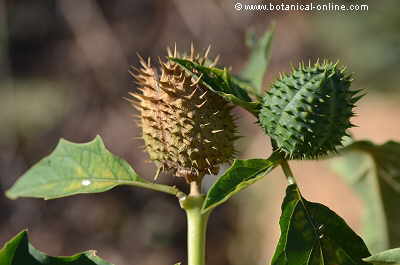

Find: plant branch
180;183;209;265
280;160;296;185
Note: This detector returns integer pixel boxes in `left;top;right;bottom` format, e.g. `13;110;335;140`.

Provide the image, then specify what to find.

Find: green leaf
169;58;260;116
0;230;113;265
364;248;400;265
239;24;275;98
202;152;282;213
332;140;400;253
6;136;180;200
272;184;370;265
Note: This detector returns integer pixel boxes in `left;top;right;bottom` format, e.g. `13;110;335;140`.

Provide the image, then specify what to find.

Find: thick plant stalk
180;182;210;265
280;160;296;185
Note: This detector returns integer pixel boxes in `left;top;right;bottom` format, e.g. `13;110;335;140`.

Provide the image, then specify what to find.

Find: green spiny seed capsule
130;46;238;183
259;60;363;159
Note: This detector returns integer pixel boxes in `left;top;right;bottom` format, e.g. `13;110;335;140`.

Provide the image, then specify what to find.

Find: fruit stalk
280;159;296;185
180;182;210;265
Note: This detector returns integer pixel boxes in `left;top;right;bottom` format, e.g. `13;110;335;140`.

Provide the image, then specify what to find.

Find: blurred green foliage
0;81;69;144
312;0;400;93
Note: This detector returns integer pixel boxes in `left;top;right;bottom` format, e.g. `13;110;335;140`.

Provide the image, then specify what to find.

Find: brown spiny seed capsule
129;46;238;183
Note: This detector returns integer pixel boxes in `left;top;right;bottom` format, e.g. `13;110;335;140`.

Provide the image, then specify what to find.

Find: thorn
174;42;177;57
167;46;173;57
290;62;295;72
200;123;211;128
177;71;184;80
351;93;366;103
207;168;213;175
210;55;220;67
196;100;207;108
124;95;138;103
131;114;142;119
131;104;143;111
212;129;224;134
131;93;151;102
136;52;145;62
160;60;172;72
199;90;208;99
191;74;203;87
204;45;211;58
185;88;198;99
190;42;195;60
153;166;162;182
205;158;211;166
137;54;148;69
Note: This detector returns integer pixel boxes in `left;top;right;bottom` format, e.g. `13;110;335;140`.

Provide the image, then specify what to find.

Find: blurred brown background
0;0;399;264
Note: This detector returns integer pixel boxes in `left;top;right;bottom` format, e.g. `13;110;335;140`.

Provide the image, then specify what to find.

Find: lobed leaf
0;230;112;265
332;140;400;253
202;152;282;213
6;136;180;200
169;58;260;116
364;248;400;265
239;24;275;98
272;184;370;265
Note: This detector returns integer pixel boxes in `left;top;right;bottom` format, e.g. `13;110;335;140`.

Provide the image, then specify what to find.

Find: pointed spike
190;42;195;60
210;55;220;67
196;100;207;108
350;88;365;96
131;93;148;102
204;45;211;58
167;46;173;57
174;43;177;57
200;123;211;128
351;93;366;103
185;87;198;99
199;90;208;99
136;52;145;62
191;74;203;87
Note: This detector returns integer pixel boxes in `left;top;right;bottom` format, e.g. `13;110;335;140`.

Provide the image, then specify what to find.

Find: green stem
180;181;210;265
280;159;296;185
